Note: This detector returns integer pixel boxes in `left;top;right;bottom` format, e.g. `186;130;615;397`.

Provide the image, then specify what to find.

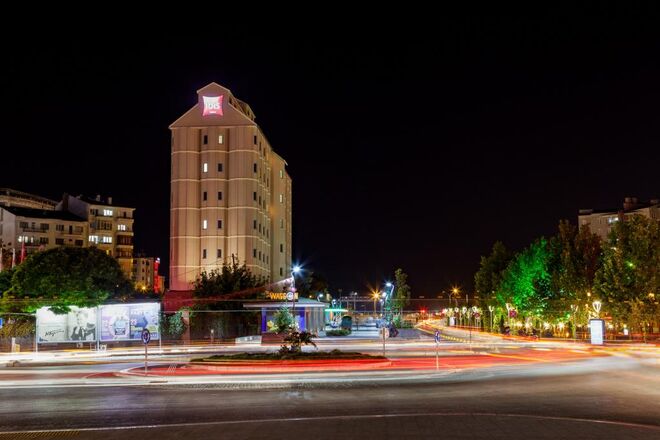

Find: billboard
100;303;160;341
37;306;97;343
589;319;605;345
37;303;159;343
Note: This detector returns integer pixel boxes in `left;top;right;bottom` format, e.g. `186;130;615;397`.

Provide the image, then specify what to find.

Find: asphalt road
0;356;658;439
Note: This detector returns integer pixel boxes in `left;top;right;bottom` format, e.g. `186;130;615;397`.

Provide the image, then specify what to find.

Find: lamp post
372;291;380;318
592;300;601;318
570;304;579;340
488;305;494;332
505;303;512;329
290;265;301;330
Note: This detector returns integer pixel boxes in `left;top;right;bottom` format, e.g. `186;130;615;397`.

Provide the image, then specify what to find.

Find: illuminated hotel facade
169;83;292;291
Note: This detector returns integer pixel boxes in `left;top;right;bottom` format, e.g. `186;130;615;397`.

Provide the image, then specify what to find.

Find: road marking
0;412;658;435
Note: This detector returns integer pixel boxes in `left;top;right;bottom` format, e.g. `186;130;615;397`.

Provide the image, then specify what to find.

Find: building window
217;191;222;200
39;237;49;245
203;163;208;173
253;248;257;258
202;220;208;230
253;220;257;229
253;163;257;173
203;249;207;259
75;239;83;246
259;196;262;205
203;134;208;145
253;135;257;145
280;169;284;179
101;236;112;244
56;224;64;232
56;238;64;245
258;224;262;233
279;194;283;203
280;244;283;253
280;219;284;229
253;192;257;201
40;223;49;230
280;267;283;276
118;224;126;231
203;191;207;201
89;235;99;244
218;135;223;144
217;220;222;229
217;249;222;258
217;163;223;172
103;209;113;217
74;226;83;234
19;222;28;229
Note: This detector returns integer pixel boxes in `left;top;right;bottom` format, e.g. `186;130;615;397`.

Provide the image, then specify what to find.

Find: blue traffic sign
0;318;3;329
141;329;151;344
434;330;440;343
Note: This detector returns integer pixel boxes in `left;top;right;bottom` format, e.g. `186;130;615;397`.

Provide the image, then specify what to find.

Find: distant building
132;256;164;293
169;82;292;291
0;188;57;210
579;196;660;240
58;194;135;278
0;206;88;261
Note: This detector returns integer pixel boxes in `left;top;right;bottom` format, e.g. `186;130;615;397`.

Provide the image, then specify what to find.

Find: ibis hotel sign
265;291;298;301
202;95;224;116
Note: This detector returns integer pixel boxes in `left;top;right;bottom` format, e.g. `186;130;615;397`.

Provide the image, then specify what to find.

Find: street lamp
290;265;301;330
372;291;380;317
488;305;494;332
592;300;602;318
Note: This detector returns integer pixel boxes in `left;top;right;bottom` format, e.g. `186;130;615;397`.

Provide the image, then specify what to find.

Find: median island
193;350;385;362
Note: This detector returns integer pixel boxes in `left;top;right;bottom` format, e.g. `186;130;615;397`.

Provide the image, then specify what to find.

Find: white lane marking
0;412;658;435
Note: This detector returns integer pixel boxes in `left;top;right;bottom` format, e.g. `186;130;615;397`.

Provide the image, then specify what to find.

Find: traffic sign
141;329;151;344
434;330;440;343
0;318;3;329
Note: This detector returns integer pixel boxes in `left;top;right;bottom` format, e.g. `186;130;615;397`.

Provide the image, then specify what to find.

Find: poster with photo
37;306;97;343
100;305;131;341
129;303;160;340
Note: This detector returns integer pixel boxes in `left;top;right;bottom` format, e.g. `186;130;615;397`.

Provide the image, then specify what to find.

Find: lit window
218;135;223;144
608;216;619;224
89;235;99;244
117;224;127;231
279;194;283;203
101;236;112;244
203;163;208;173
202;220;208;230
103;209;113;216
280;170;284;179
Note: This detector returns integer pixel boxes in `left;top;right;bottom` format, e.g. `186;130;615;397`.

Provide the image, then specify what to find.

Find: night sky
2;14;659;297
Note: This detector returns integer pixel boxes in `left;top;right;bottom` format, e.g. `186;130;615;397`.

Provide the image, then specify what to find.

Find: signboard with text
36;306;97;343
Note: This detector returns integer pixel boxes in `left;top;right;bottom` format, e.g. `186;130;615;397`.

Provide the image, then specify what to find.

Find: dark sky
1;14;658;297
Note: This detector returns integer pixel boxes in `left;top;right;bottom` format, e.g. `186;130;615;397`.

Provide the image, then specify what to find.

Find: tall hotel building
169;83;292;291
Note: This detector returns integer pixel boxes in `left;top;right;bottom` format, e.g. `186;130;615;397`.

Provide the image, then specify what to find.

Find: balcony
21;227;49;233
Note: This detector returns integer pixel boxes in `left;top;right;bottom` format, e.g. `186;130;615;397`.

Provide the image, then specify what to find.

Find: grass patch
193;349;385;362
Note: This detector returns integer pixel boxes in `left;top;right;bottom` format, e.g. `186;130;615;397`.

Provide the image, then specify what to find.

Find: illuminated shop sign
202;95;223;116
265;291;298;301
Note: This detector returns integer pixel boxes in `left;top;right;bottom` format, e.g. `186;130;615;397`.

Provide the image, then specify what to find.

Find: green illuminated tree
595;215;660;335
273;306;294;333
497;238;556;318
393;268;411;312
4;247;130;314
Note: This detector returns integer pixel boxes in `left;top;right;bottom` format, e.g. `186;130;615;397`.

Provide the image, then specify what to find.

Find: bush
326;329;351;336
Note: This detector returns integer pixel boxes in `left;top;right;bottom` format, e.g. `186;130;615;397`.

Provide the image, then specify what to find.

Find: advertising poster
100;305;131;341
589;319;605;345
37;306;97;343
129;303;160;340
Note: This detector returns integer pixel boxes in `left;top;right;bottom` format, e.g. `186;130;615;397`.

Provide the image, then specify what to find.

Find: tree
280;330;317;355
273;306;294;333
193;260;265;298
393;268;411;312
497;238;556;318
296;271;329;299
595;215;660;334
474;241;511;299
3;247;130;314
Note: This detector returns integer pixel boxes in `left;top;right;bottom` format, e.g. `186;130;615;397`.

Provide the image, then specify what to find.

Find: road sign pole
382;327;386;357
144;344;148;375
141;329;151;375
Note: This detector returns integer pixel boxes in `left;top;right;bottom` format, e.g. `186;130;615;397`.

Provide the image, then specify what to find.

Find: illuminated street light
592;300;602;318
